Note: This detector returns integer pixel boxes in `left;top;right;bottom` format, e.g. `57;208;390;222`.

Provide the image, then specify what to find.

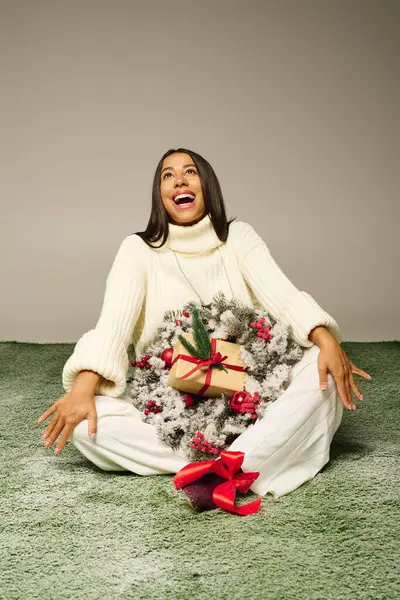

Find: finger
354;369;372;380
42;415;59;440
342;356;355;408
37;404;57;424
54;424;75;454
335;375;353;411
349;362;372;380
349;371;364;401
87;412;97;440
343;359;360;406
344;371;356;410
44;419;64;448
318;366;329;391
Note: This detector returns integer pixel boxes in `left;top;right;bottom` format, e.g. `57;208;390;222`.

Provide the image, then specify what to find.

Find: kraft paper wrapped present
167;332;247;398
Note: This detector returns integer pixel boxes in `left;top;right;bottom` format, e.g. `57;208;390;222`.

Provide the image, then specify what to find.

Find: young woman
37;147;371;498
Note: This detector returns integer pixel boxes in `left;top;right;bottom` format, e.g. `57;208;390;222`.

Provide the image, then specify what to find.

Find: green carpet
1;341;399;600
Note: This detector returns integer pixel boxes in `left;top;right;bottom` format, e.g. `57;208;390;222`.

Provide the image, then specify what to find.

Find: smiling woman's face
160;152;206;226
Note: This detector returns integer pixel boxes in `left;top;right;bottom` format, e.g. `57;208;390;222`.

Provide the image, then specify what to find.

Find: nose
175;172;188;186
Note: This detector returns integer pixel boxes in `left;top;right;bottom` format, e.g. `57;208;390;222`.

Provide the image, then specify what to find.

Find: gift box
167;332;247;398
174;450;262;515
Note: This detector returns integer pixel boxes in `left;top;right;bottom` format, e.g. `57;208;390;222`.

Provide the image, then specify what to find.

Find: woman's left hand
317;337;372;411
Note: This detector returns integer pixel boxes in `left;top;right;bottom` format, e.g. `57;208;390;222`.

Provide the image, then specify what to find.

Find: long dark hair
132;147;236;249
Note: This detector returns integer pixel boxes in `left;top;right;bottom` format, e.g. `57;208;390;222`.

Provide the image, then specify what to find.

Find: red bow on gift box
174;450;262;515
170;337;247;396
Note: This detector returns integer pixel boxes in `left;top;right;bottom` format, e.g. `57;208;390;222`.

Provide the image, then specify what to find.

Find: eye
162;168;196;179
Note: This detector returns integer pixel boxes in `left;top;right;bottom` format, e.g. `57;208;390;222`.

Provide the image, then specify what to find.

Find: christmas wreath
125;291;304;461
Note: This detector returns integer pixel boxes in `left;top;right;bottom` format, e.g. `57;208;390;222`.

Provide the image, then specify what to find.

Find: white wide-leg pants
70;343;343;498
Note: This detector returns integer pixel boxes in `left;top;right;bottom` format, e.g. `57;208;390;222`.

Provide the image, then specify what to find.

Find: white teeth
173;193;195;203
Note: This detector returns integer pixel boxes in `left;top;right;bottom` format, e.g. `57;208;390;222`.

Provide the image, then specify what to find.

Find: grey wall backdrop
1;0;398;343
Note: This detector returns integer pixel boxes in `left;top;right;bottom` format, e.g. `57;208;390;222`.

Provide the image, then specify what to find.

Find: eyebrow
161;163;196;175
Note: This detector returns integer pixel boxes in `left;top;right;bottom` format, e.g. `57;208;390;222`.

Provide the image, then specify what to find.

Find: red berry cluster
144;400;163;415
175;309;190;327
230;390;261;420
250;317;272;340
190;432;221;455
131;354;151;369
240;392;260;420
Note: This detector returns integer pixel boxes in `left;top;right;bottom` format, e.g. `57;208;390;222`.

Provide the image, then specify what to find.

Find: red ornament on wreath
161;347;174;369
183;393;196;408
230;390;252;413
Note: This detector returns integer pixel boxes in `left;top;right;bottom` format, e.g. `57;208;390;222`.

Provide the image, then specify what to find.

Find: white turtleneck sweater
62;214;341;398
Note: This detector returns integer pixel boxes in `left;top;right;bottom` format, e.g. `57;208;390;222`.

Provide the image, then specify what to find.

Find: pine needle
178;334;204;359
192;305;211;357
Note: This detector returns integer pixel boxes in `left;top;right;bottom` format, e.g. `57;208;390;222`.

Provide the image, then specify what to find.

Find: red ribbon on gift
170;337;247;396
174;450;262;515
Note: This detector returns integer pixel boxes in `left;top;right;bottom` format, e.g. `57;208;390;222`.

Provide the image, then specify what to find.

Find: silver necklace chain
173;246;234;305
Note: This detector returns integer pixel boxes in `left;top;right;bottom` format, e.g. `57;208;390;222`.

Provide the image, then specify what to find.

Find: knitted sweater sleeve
234;222;342;347
62;235;147;398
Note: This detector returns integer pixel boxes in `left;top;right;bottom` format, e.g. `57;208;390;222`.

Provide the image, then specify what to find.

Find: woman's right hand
37;390;98;455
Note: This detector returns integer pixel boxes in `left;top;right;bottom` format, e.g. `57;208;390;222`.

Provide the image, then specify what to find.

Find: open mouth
172;193;196;207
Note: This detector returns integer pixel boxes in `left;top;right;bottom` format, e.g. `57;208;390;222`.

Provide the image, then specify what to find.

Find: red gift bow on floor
174;450;262;515
170;337;247;396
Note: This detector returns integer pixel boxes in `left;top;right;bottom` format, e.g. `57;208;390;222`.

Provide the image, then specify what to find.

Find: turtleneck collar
165;212;224;254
